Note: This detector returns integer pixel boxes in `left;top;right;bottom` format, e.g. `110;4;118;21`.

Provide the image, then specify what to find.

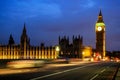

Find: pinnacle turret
97;9;104;23
8;34;15;45
99;9;102;16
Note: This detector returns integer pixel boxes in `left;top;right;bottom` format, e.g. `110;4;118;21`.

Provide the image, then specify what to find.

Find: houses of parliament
0;24;59;59
59;35;83;58
0;24;85;59
0;10;106;60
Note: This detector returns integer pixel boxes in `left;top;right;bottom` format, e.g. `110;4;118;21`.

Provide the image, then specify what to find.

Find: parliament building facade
0;24;58;59
59;35;83;58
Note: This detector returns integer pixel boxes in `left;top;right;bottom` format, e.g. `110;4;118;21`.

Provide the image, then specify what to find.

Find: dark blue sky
0;0;120;51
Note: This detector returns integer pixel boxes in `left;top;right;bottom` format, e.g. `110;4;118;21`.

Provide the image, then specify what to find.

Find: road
0;61;119;80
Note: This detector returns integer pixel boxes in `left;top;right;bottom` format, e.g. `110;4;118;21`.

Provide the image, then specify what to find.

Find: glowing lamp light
55;46;60;52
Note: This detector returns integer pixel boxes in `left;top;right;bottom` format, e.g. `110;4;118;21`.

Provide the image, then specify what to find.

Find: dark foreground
0;61;119;80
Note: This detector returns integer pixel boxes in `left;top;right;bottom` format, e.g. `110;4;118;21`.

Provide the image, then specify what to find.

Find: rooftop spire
8;34;15;45
20;23;30;47
21;23;27;39
97;9;104;23
23;23;26;34
99;9;102;16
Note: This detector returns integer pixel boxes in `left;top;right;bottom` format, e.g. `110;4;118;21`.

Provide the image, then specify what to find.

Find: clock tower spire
97;10;104;23
95;10;106;59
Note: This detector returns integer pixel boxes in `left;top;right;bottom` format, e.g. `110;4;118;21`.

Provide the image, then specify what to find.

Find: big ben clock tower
95;10;106;58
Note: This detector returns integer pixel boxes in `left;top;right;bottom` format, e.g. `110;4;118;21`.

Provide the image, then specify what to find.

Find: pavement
115;66;120;80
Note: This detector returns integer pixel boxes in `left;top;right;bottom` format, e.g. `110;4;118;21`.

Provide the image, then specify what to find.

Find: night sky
0;0;120;51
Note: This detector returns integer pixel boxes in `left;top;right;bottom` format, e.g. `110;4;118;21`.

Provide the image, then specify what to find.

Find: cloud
39;3;62;18
1;0;62;19
81;0;95;8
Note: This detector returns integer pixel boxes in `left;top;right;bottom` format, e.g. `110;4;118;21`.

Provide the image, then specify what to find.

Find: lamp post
82;51;85;60
55;45;60;59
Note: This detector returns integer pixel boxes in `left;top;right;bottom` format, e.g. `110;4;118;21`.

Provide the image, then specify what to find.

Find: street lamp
82;51;85;60
55;46;60;52
55;45;60;58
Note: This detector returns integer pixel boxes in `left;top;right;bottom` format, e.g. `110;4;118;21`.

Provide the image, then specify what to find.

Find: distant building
0;24;58;59
59;35;83;58
82;46;92;59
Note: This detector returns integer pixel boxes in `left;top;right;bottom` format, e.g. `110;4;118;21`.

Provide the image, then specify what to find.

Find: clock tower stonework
95;10;106;58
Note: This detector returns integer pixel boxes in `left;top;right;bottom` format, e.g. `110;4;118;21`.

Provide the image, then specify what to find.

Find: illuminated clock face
97;26;102;31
